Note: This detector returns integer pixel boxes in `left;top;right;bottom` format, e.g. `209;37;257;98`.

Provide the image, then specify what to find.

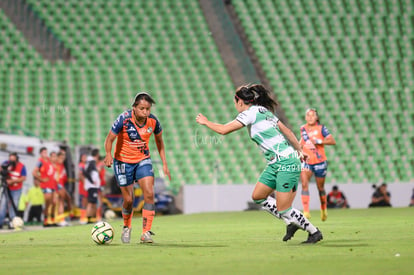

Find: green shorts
258;157;301;192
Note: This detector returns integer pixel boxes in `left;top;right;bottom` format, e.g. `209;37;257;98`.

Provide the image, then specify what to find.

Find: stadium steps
0;0;72;61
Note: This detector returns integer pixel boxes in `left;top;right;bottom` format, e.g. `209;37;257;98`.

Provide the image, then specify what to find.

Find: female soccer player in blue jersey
196;84;322;243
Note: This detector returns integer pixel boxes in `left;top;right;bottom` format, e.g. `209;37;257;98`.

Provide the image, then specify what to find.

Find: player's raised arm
196;113;244;135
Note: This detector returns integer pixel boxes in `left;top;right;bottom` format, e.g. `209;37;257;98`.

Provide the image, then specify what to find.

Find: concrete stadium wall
182;183;414;214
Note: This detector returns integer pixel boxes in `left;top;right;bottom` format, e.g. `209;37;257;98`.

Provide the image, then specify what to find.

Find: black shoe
302;228;323;244
283;223;300;242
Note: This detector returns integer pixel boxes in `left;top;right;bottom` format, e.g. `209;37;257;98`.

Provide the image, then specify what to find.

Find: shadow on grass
286;239;369;248
320;240;369;248
145;242;228;248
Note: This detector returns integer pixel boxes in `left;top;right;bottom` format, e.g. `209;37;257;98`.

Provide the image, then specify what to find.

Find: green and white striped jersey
236;105;295;164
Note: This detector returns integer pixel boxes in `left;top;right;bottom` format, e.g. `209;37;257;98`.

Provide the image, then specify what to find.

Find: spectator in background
369;183;391;207
327;185;349;209
96;154;106;221
409;188;414;207
78;153;88;224
0;152;27;229
55;151;71;226
27;177;45;224
84;149;101;224
17;190;28;219
48;152;59;225
32;148;57;227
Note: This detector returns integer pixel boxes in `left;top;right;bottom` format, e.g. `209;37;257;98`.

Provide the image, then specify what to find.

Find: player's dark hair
91;148;100;157
132;92;155;107
39;147;47;154
235;84;278;113
306;108;320;124
9;152;19;162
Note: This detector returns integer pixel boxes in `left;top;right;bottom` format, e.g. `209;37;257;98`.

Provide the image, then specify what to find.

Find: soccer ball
91;221;114;245
12;216;24;229
104;209;116;220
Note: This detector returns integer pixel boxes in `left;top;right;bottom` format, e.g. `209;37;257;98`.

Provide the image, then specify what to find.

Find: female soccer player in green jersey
196;84;322;243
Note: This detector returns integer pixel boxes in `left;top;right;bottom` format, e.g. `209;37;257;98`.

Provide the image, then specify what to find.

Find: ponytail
235;84;278;113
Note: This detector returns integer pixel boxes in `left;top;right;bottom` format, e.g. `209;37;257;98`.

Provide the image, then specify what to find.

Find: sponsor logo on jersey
126;123;139;140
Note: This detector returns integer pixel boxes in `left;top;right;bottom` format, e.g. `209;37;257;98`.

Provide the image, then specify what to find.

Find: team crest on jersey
147;127;153;133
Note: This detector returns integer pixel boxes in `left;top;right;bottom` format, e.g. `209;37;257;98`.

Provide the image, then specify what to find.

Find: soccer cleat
140;231;155;243
8;222;14;230
320;209;328;221
302;229;323;244
303;211;311;219
57;220;69;227
283;223;300;242
121;227;131;243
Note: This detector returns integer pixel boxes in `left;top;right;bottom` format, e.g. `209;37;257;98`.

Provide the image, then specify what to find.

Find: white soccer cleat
140;231;155;243
57;220;70;227
121;227;131;243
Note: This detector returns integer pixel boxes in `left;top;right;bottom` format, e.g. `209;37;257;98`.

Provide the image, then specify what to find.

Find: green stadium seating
2;0;413;186
0;1;267;191
233;0;414;183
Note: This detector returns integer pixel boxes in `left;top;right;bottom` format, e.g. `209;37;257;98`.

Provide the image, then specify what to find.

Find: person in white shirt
84;149;101;224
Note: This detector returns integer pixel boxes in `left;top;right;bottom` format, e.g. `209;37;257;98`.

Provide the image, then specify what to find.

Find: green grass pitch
1;208;413;274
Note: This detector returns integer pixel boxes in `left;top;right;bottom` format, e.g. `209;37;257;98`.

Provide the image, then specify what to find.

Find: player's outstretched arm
154;132;171;181
104;131;117;168
196;113;243;135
